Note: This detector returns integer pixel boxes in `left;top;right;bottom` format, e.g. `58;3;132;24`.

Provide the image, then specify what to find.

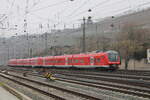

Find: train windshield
108;52;119;62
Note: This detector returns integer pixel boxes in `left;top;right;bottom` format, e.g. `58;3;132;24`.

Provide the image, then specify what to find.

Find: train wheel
109;65;118;71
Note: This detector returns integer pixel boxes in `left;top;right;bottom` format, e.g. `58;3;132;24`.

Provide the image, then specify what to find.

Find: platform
0;86;20;100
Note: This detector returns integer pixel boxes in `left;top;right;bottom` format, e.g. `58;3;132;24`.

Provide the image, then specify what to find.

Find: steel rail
0;73;65;100
0;72;102;100
28;73;150;98
54;73;150;88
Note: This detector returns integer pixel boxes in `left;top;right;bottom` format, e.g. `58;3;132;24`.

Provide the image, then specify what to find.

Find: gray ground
0;86;20;100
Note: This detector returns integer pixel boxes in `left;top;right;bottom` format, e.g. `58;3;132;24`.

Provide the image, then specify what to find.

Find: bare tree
114;23;150;69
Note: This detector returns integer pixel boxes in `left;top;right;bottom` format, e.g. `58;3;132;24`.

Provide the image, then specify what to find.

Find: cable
28;0;45;11
69;0;150;22
29;13;56;22
29;0;69;13
90;0;110;10
93;6;130;19
0;14;6;22
138;1;150;7
68;0;110;18
67;0;134;22
0;0;16;22
66;0;89;17
97;1;150;18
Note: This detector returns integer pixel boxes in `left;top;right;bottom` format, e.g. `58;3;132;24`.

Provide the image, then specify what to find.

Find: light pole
82;16;93;53
82;17;86;53
3;38;9;63
95;23;99;50
81;9;92;53
45;32;48;54
24;0;30;57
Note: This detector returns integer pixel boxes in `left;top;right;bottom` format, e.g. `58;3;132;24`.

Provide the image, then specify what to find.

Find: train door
90;56;94;66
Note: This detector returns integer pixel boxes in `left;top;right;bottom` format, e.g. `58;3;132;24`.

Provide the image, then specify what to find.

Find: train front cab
106;51;121;70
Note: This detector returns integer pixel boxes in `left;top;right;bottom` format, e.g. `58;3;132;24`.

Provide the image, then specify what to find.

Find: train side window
72;59;76;63
97;58;101;62
60;59;62;63
60;59;64;63
56;60;59;63
57;60;59;63
46;60;48;63
95;58;100;63
49;60;51;63
80;59;84;63
75;59;78;63
72;59;78;63
70;59;72;63
101;56;104;59
90;57;94;63
68;59;72;63
58;60;60;63
52;60;55;64
62;59;65;63
60;60;62;63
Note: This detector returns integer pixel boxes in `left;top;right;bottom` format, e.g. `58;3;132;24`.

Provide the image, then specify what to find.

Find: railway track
2;67;150;87
53;72;150;88
0;73;65;100
50;70;150;81
3;66;150;76
0;72;114;100
8;69;150;99
29;73;150;99
49;68;150;76
116;69;150;75
1;67;150;100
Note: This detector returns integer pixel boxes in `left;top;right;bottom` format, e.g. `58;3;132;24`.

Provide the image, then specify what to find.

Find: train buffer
44;73;56;81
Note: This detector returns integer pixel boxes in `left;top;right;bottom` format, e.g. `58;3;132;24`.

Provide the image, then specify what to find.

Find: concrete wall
120;59;150;70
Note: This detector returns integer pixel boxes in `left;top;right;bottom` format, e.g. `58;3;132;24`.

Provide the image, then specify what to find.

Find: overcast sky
0;0;150;37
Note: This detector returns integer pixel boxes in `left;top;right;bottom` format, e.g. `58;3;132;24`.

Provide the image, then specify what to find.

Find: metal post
96;24;99;50
45;32;48;54
7;43;9;60
82;17;86;53
27;32;30;57
24;0;30;57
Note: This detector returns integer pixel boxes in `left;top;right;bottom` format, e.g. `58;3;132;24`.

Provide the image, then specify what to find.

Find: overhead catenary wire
95;1;150;19
23;0;150;33
66;0;147;21
29;0;69;13
66;0;150;24
66;0;90;17
29;0;45;10
2;0;150;37
93;7;131;19
67;0;111;18
138;1;150;7
0;0;16;22
28;13;56;23
65;0;127;22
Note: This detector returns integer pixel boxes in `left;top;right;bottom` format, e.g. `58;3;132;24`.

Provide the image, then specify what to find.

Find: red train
8;50;121;70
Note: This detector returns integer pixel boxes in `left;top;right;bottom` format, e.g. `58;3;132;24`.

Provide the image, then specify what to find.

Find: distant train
8;50;121;70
